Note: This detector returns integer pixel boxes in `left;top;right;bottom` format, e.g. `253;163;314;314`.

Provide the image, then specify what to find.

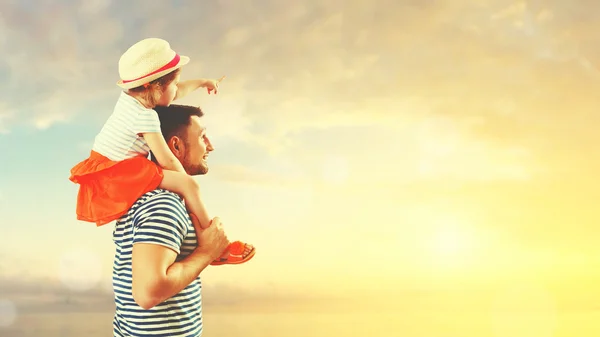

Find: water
1;308;598;336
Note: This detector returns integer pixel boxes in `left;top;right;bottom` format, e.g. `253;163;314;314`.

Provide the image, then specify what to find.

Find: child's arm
143;131;213;228
143;132;186;173
174;76;225;101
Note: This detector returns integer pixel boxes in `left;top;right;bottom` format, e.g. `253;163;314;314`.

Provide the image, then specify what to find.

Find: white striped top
112;189;204;337
92;91;162;161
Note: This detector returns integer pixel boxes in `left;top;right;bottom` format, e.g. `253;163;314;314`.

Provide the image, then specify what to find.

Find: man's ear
168;136;184;158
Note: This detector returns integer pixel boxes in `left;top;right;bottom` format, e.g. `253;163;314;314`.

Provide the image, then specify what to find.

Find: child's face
156;73;180;106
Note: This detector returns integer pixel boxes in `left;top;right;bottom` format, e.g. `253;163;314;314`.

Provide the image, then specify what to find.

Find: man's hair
154;104;204;140
149;104;204;163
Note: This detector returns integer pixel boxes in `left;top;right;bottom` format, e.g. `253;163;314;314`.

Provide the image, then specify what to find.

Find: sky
1;0;600;333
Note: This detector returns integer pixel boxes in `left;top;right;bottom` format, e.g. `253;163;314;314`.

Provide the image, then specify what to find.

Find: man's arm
132;244;214;310
129;197;227;310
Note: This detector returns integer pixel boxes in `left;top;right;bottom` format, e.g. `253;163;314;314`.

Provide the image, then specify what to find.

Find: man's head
151;104;214;175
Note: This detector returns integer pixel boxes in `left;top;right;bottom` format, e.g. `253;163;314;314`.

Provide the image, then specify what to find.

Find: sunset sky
1;0;600;330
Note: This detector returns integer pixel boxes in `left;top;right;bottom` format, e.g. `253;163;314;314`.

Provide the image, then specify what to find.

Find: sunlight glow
321;155;350;184
427;216;476;268
432;228;469;257
491;283;558;337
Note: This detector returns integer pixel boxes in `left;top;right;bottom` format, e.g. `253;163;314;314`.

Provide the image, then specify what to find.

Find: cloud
490;1;528;22
0;1;124;130
0;0;412;133
2;0;599;182
195;0;595;161
0;102;15;134
208;163;308;187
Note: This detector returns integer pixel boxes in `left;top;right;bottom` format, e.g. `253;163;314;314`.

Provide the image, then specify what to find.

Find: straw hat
117;38;190;89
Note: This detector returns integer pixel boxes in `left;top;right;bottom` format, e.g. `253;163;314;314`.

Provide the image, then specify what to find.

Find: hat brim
116;55;190;89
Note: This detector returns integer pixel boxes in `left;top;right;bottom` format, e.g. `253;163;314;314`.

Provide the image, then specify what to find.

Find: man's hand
132;215;229;309
192;215;229;261
204;76;225;95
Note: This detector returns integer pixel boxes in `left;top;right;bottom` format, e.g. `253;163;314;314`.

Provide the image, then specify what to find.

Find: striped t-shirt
92;91;161;161
112;189;204;337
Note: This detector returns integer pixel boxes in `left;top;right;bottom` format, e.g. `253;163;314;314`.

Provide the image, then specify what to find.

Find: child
69;38;255;266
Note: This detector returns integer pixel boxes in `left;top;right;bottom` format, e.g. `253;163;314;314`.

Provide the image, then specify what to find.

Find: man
111;104;230;337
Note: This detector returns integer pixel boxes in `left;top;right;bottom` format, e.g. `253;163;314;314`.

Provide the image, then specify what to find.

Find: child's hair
128;68;181;107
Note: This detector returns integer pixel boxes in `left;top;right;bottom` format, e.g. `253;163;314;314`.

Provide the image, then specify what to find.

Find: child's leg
159;170;211;229
160;170;256;265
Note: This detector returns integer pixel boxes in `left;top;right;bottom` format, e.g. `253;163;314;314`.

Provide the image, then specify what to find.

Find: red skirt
69;150;164;226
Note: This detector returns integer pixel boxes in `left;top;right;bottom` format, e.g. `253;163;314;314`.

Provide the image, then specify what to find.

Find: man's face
180;115;214;176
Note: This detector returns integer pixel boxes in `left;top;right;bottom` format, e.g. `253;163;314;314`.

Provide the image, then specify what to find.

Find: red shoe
211;241;256;266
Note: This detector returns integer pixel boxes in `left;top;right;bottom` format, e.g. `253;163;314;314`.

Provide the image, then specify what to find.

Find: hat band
122;54;181;84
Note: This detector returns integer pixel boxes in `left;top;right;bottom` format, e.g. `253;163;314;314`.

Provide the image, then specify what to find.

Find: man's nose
206;138;214;151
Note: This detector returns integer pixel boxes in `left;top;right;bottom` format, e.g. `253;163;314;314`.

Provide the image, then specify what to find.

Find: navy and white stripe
92;91;162;161
112;189;204;337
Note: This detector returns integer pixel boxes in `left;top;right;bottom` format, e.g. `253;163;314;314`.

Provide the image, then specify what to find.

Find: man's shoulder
132;189;187;215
